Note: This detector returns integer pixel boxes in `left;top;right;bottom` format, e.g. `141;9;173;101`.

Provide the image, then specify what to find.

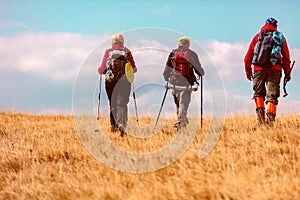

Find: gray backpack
106;47;128;80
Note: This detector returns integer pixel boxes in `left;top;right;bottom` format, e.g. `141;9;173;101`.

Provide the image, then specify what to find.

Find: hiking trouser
252;69;282;105
172;89;192;128
105;77;131;128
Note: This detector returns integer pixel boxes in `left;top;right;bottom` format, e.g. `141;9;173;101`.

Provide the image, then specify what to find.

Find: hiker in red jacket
244;17;291;127
98;33;137;136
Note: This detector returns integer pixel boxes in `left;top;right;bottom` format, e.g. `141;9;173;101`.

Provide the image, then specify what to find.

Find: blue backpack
252;30;284;67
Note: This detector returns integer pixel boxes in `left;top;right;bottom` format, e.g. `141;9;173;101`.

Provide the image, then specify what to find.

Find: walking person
244;17;291;127
98;33;137;136
163;36;205;130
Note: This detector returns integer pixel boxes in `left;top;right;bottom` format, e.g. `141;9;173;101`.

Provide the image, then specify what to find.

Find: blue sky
1;0;300;116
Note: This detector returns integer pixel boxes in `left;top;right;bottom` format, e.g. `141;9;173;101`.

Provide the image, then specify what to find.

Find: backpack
106;47;128;80
171;47;196;85
252;30;277;67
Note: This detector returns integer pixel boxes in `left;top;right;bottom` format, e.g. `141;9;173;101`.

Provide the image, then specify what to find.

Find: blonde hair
178;36;190;47
111;33;124;46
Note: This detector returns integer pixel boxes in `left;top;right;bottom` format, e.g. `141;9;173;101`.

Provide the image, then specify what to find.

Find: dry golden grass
0;112;300;199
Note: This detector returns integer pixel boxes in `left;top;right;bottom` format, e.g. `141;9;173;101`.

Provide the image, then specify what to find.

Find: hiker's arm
127;50;137;73
163;52;174;81
191;51;204;76
281;38;291;80
98;49;109;74
244;35;258;79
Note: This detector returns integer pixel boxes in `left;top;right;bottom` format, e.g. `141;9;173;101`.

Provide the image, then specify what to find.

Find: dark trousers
105;77;131;128
252;70;282;105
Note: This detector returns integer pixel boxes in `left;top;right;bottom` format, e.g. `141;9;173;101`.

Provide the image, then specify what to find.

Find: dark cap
265;17;278;27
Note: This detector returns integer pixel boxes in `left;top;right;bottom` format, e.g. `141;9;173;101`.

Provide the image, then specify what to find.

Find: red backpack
171;47;196;85
172;47;194;76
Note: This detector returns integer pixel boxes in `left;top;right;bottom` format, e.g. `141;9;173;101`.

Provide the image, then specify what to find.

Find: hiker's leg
253;70;267;125
178;89;192;128
266;70;282;126
172;90;180;128
254;97;265;125
115;78;131;128
105;81;117;130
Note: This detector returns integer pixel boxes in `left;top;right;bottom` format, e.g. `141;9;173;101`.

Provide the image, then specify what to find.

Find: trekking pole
200;75;203;128
132;83;139;124
283;60;295;97
154;86;169;130
95;75;102;132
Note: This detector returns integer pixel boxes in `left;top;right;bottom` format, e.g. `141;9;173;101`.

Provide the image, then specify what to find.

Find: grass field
0;112;299;199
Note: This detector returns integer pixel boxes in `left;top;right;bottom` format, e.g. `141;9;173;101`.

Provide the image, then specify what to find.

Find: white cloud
130;39;170;68
0;32;107;81
290;48;300;73
203;40;248;83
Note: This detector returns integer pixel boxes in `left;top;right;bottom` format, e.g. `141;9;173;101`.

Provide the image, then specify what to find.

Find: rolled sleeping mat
165;82;198;91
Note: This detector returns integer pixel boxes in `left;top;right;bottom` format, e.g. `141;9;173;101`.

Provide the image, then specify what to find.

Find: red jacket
244;24;291;77
98;44;137;74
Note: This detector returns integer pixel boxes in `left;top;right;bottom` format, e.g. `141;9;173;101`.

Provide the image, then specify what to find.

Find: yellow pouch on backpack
125;62;134;83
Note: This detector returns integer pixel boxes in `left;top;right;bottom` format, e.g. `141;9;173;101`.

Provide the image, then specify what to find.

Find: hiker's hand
284;74;291;83
246;72;253;81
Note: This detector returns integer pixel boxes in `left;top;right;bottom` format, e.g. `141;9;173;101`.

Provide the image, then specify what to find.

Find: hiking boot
256;107;265;125
173;121;180;128
118;125;126;137
266;112;276;127
252;107;266;130
110;126;118;133
173;121;180;131
174;121;187;131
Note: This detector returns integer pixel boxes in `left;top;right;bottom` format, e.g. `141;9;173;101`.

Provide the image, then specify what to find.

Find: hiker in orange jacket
244;17;291;126
98;33;137;136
